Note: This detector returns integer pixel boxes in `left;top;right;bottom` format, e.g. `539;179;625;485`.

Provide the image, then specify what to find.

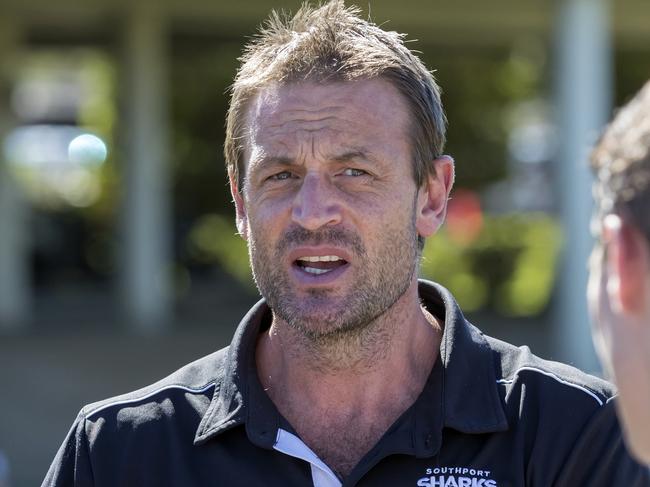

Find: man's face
587;213;650;464
234;79;430;339
587;214;639;377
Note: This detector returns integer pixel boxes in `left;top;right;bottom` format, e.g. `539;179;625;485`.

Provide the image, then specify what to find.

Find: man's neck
255;280;443;476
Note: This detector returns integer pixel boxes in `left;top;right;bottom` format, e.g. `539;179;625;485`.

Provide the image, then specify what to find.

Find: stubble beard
247;207;420;364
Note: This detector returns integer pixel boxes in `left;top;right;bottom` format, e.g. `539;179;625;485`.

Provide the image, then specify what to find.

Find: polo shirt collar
419;280;508;434
194;299;274;446
194;280;508;447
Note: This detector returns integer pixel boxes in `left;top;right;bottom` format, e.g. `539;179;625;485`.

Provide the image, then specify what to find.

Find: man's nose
291;173;343;230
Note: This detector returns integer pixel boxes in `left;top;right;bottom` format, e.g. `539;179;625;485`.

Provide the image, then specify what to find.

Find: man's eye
341;168;367;177
268;171;294;181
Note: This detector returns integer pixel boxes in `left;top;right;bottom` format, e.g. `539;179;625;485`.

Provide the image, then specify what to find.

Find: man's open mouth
294;255;348;275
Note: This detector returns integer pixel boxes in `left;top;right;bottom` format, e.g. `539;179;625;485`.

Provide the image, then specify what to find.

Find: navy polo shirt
43;281;650;486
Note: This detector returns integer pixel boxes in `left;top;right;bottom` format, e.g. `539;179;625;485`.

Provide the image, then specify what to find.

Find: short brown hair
591;80;650;241
224;0;447;192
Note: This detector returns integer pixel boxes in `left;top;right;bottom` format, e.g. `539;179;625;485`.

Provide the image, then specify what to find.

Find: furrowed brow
330;149;376;164
250;154;296;171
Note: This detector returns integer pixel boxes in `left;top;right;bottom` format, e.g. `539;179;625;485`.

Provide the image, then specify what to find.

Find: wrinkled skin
232;79;451;342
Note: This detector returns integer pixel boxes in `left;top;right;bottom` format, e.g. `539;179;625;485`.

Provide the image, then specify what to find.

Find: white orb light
67;133;108;166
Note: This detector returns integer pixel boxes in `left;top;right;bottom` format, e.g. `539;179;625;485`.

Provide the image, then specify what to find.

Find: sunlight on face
241;79;422;338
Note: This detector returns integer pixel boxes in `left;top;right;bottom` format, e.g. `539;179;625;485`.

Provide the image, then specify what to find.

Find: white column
0;17;30;331
120;3;172;331
553;0;612;372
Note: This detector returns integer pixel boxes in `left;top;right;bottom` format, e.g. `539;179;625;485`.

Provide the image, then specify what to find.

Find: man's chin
277;305;371;340
283;310;347;334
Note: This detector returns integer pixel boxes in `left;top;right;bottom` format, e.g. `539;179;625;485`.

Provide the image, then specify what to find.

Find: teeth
303;267;331;275
298;255;342;263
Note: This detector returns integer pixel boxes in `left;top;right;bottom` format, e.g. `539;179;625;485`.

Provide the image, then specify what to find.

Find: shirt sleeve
552;400;650;486
42;411;94;487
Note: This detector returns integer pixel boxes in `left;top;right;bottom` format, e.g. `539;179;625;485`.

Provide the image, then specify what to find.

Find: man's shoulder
484;333;615;408
79;345;230;424
425;279;614;407
42;346;244;486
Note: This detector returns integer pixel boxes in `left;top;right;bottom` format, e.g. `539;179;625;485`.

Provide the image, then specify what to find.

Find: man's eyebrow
330;149;377;164
250;155;296;169
250;149;378;169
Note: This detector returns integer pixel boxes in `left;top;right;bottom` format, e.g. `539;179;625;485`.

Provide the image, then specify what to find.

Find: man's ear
604;214;649;317
415;155;455;238
228;169;249;240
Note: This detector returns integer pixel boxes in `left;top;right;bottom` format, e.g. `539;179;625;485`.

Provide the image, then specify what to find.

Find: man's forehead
240;78;413;171
246;78;409;128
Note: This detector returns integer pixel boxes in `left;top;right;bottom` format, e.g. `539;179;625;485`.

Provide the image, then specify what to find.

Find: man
44;2;649;486
588;80;650;466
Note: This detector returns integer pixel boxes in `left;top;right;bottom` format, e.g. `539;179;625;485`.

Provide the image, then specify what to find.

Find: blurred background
0;0;649;484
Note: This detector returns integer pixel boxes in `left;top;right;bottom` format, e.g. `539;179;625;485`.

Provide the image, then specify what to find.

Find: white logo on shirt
417;466;498;487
